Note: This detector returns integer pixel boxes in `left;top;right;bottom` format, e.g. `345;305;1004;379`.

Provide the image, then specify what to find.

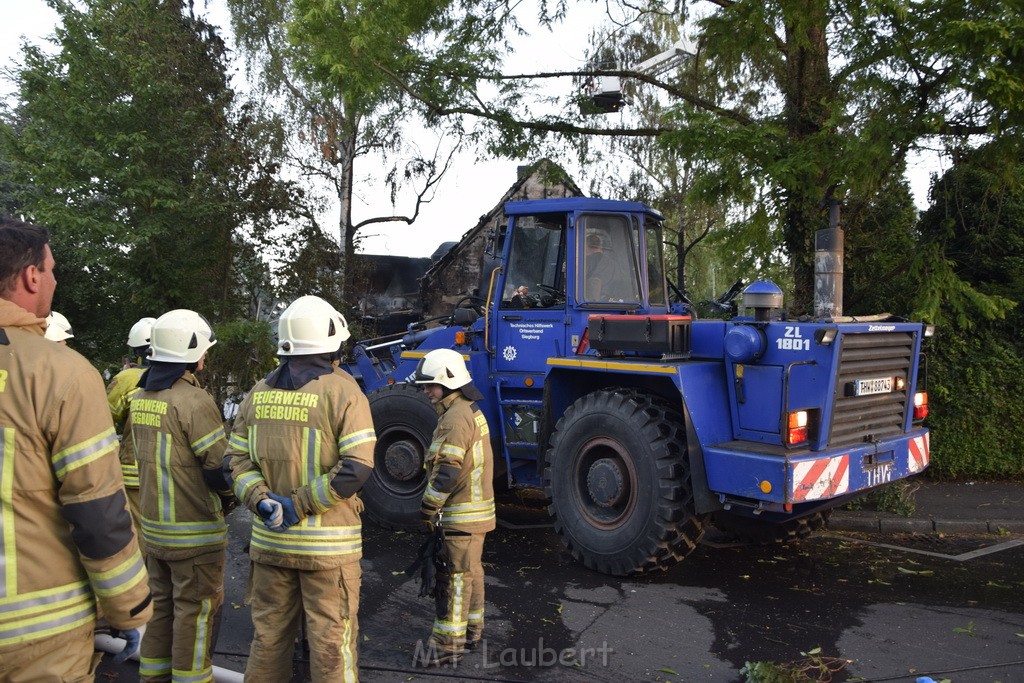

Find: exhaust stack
814;199;844;319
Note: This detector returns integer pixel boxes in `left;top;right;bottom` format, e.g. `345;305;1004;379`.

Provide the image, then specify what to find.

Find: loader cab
491;198;668;377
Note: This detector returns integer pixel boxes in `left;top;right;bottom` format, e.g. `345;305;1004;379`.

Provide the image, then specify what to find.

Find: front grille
828;332;915;448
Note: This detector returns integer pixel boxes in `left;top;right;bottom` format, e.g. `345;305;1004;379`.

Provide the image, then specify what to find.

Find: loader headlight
815;326;838;345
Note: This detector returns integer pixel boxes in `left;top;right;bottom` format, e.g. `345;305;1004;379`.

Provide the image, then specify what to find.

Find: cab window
645;219;667;307
502;214;565;309
578;213;641;305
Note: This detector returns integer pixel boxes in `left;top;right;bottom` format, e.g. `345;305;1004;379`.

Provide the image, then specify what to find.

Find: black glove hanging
404;516;451;617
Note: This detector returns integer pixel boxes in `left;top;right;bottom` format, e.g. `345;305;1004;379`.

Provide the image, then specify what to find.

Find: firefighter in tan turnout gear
129;309;232;683
109;316;157;559
0;217;152;682
413;348;496;665
227;295;375;682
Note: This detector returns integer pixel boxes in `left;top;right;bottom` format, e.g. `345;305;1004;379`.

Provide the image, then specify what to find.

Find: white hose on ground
94;629;245;683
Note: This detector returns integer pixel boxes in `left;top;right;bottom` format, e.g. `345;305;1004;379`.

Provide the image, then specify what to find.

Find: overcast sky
3;1;942;258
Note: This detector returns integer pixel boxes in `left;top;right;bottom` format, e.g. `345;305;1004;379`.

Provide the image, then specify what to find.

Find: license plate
854;377;893;396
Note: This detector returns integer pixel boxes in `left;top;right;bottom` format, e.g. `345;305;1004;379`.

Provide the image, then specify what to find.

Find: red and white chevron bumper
791;454;850;502
908;433;930;474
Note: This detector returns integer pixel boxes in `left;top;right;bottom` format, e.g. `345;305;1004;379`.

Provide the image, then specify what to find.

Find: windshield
578;213;641;305
502;214;565;308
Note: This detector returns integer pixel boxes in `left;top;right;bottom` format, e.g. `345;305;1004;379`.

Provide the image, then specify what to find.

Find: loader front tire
543;389;705;576
362;384;437;530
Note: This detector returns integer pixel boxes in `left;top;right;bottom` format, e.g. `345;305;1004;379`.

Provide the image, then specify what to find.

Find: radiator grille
828;332;915;448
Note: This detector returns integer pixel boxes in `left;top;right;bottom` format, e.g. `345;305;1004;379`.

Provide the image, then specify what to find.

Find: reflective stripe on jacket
0;299;152;649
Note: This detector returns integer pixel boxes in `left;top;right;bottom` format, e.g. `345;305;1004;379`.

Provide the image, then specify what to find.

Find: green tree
913;143;1023;478
226;0;459;301
297;0;1024;313
1;0;297;364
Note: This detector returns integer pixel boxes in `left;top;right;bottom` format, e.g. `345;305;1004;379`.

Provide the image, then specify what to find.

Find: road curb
829;513;1024;535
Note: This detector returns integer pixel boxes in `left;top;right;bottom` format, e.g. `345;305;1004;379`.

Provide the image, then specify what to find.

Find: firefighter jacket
421;391;496;534
227;367;376;570
107;364;145;431
0;298;152;649
108;364;145;489
130;372;230;562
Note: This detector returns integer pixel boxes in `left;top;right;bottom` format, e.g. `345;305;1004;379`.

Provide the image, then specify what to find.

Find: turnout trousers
428;532;486;654
244;561;362;683
140;550;225;683
0;622;99;683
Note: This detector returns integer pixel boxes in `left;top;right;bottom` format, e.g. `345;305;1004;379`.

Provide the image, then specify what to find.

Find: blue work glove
257;498;283;529
111;628;141;664
267;492;299;528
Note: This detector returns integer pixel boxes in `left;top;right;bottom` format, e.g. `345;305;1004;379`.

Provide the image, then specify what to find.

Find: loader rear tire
543;389;706;576
362;384;437;530
712;509;832;545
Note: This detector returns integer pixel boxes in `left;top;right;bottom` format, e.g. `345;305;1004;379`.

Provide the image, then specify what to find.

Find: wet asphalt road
100;491;1024;682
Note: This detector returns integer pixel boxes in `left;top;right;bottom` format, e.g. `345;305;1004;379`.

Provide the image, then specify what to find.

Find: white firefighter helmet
44;310;74;341
413;348;472;390
277;295;350;356
149;309;217;363
127;316;157;348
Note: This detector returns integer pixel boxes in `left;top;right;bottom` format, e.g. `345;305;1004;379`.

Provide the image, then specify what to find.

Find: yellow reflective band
337;428;376;453
311;474;336;514
441;499;496;524
471;467;483;502
443;499;495;514
227;432;249;453
547;357;678;374
247;425;260;464
0;593;96;647
1;428;16;597
51;427;117;479
233;471;265;501
192;598;212;672
140;657;172;676
432;621;468;636
250;523;361;557
471;440;484;501
468;609;484;624
190;426;225;455
341;615;357;683
439;444;465;459
431;572;465;638
156;432;174;522
423;485;448;507
0;581;89;619
88;551;147;598
302;428;319;485
451;572;463;627
141;518;227;548
172;667;214;683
